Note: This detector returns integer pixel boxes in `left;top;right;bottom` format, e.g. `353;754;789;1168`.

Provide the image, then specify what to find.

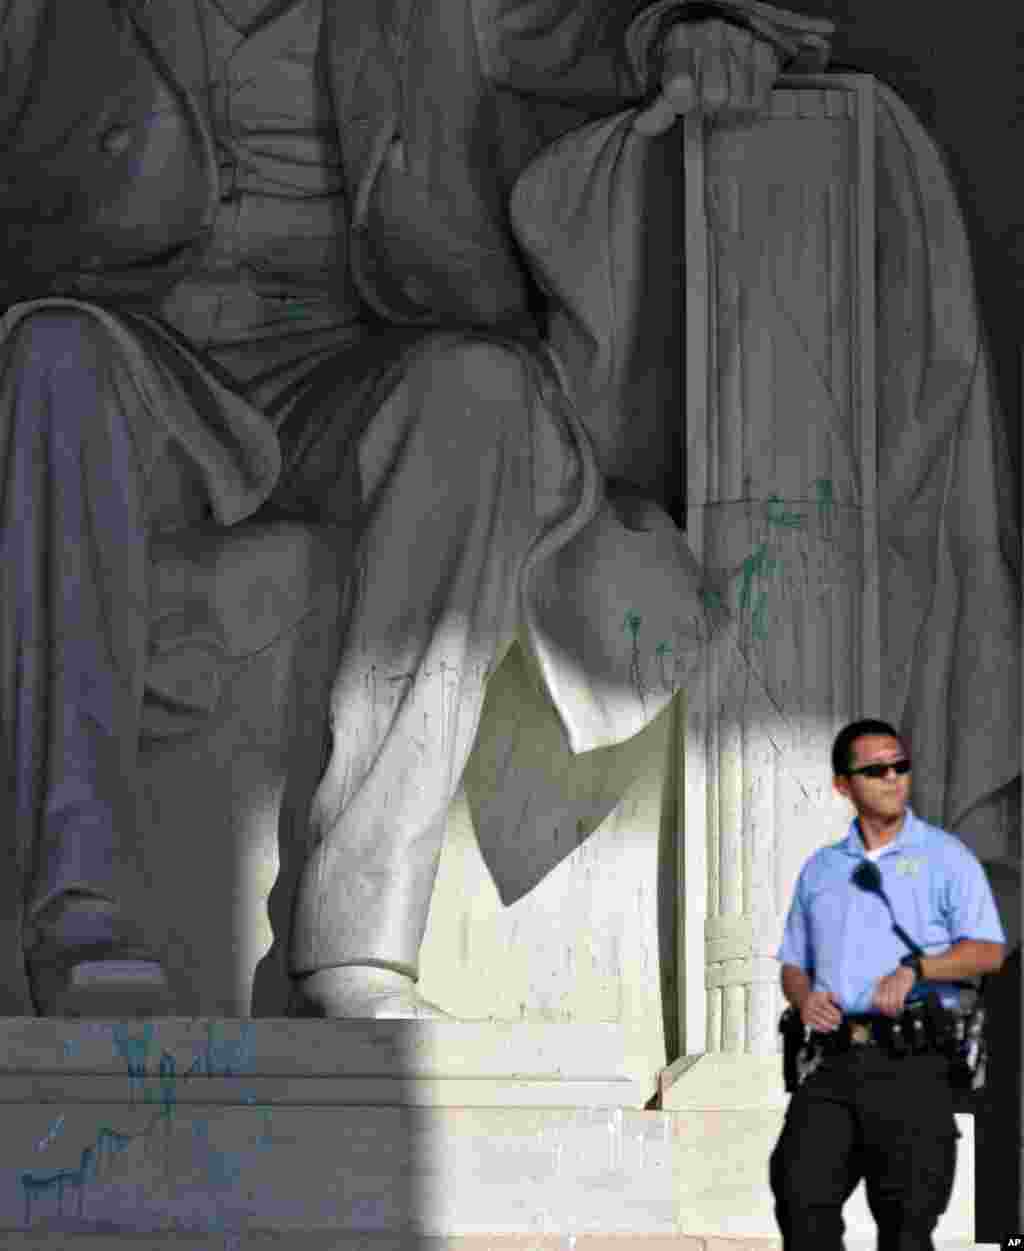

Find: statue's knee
0;308;151;471
3;308;110;377
432;337;530;399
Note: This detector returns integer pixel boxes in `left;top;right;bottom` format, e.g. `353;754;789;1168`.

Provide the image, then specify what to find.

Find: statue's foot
25;893;174;1018
289;966;457;1020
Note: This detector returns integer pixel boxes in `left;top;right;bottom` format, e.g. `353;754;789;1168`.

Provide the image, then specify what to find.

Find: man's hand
871;966;916;1018
799;989;842;1033
633;19;783;136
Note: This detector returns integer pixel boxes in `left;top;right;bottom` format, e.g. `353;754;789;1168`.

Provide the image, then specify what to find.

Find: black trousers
770;1048;960;1251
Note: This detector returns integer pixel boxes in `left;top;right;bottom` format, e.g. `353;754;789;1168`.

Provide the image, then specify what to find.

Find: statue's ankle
288;963;454;1020
293;962;417;986
25;890;121;950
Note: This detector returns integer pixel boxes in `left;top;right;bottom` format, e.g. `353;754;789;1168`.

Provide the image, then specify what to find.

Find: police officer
770;718;1007;1251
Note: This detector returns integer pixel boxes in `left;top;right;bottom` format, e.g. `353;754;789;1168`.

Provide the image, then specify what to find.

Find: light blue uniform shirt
776;807;1006;1013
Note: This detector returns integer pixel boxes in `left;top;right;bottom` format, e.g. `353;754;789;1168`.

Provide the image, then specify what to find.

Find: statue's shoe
25;899;174;1018
288;966;457;1020
26;943;175;1018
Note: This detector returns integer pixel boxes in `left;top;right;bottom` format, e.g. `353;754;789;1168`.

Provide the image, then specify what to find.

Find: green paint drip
765;495;805;528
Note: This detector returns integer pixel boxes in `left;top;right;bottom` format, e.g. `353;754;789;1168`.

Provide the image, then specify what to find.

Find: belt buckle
850;1022;872;1046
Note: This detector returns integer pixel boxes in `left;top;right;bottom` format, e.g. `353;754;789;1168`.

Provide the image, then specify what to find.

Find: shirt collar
840;806;923;857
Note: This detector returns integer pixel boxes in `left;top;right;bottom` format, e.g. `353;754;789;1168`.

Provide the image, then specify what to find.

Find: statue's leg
287;338;563;1018
0;308;206;1015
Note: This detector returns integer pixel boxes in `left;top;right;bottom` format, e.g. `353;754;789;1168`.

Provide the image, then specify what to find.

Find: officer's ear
833;773;851;802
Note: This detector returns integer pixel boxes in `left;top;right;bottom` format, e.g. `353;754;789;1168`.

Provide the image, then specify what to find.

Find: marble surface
0;1021;975;1246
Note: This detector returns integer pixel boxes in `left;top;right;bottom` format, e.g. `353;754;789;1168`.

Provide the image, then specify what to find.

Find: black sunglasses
846;759;912;779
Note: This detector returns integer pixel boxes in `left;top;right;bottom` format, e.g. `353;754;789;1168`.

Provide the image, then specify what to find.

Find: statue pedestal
1;1018;655;1247
0;1020;984;1250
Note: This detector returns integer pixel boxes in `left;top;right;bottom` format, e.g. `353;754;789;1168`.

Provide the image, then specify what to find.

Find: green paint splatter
738;543;769;614
621;612;646;705
814;478;834;533
765;495;805;529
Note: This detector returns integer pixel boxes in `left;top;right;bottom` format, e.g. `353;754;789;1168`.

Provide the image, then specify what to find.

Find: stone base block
0;1022;982;1249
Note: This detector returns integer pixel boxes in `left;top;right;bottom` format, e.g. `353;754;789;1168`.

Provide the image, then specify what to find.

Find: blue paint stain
180;1022;255;1082
34;1115;66;1153
198;1021;255;1078
206;1146;243;1190
158;1051;177;1118
21;1021;267;1227
22;1125;134;1224
111;1024;154;1102
192;1119;243;1190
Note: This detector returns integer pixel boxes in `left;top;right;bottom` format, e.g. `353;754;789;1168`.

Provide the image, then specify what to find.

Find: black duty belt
813;996;969;1062
781;991;987;1092
785;990;985;1090
812;1012;928;1053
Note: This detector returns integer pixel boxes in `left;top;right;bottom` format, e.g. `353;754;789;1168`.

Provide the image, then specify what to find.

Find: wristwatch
899;953;924;981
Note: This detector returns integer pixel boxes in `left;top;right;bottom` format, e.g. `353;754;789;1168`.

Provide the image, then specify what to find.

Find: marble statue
0;0;1017;1020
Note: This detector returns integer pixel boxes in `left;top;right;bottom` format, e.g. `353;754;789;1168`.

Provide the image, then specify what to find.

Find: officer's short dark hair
832;719;907;777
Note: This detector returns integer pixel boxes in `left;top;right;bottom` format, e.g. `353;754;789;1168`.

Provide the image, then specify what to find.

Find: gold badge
895;856;924;877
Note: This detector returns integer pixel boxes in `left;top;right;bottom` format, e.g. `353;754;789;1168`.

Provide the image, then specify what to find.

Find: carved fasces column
682;79;879;1056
